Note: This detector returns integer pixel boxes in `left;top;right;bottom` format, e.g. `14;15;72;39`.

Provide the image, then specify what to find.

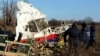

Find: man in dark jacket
89;22;96;46
63;22;81;56
81;22;90;49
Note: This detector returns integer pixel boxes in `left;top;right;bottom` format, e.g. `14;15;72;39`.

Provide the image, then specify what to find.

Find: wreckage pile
15;1;69;56
0;1;69;56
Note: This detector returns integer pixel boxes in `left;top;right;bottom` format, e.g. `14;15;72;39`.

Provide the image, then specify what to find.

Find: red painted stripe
46;34;57;40
20;34;57;43
20;39;27;43
35;34;57;43
35;37;45;43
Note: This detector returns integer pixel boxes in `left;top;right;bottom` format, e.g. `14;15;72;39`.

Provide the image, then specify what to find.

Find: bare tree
2;0;16;26
48;18;61;27
83;16;93;23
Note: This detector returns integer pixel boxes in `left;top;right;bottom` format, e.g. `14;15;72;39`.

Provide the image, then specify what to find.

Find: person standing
90;22;96;46
63;22;81;56
81;22;90;49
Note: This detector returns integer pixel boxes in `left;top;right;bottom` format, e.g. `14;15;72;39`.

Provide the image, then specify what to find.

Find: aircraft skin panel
15;1;57;43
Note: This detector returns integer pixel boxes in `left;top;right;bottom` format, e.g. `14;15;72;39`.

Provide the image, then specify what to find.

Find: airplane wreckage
0;1;70;56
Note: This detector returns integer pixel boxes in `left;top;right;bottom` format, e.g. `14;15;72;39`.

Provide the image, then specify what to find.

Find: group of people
63;22;96;56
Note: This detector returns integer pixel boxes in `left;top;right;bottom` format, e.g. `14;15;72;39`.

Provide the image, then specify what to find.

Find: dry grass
53;24;100;56
0;19;100;56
